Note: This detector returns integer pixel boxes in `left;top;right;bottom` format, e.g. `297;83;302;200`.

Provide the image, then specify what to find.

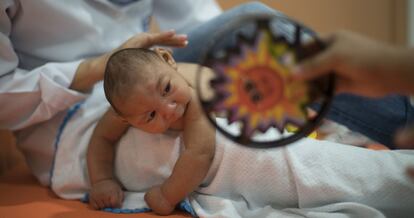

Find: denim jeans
173;2;414;149
323;94;414;149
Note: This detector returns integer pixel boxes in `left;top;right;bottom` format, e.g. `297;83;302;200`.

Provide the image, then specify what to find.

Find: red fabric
0;164;190;218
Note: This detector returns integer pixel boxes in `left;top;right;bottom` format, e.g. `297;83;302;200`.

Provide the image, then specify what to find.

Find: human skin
293;30;414;149
70;31;188;93
87;50;215;214
293;30;414;97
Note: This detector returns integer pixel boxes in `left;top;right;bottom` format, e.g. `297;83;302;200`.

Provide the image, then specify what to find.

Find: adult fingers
121;31;187;50
407;167;414;181
333;76;351;94
292;47;337;81
395;124;414;149
147;30;188;47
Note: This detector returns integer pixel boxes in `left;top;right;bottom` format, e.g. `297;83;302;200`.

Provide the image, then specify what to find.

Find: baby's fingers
107;191;124;208
89;199;100;210
92;197;106;209
118;189;124;202
104;195;117;208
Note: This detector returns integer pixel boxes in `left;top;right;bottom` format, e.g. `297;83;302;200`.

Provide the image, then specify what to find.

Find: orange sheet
0;164;190;218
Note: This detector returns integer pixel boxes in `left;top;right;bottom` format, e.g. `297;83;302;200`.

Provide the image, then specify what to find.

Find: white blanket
18;83;414;218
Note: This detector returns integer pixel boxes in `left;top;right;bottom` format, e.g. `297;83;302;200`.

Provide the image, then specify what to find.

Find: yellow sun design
216;30;309;135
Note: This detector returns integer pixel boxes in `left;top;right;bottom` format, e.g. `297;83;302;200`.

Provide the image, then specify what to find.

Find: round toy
196;13;335;148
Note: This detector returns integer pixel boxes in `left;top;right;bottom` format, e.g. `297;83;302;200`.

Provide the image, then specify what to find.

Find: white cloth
16;82;110;186
0;0;221;130
16;83;414;217
54;124;414;218
190;137;414;218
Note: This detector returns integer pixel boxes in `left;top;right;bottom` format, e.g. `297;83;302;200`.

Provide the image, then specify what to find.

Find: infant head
104;48;191;133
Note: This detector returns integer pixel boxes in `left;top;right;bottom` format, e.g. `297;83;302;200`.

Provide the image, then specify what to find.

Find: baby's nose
163;101;177;119
167;101;177;110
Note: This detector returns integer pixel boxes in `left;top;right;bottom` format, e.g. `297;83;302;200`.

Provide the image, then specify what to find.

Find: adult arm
0;0;186;131
0;1;87;130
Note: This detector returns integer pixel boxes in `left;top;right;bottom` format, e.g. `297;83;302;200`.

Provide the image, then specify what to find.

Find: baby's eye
147;111;156;122
163;82;171;96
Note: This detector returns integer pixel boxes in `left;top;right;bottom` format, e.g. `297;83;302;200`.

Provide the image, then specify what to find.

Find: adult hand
101;30;188;70
395;124;414;182
119;30;188;50
293;30;414;97
144;185;175;215
407;167;414;181
96;30;188;77
395;124;414;149
89;179;124;209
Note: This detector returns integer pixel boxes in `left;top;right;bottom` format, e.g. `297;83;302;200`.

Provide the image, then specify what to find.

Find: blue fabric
177;199;198;217
108;0;142;7
174;2;414;149
103;207;151;214
321;94;414;149
49;102;83;186
82;193;197;217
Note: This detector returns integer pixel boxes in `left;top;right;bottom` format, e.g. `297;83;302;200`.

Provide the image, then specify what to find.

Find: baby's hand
144;185;175;215
89;179;124;210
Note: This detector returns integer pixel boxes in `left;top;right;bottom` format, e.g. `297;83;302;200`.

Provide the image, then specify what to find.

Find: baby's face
116;62;192;133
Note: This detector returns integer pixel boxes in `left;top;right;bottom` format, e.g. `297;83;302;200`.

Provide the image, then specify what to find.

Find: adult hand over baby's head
71;31;189;93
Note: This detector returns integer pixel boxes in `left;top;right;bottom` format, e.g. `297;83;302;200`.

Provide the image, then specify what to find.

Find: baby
86;47;216;215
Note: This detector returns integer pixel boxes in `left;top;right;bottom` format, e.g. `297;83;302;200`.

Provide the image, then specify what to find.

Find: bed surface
0;163;190;218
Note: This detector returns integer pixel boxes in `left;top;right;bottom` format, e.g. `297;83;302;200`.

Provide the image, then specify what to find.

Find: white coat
0;0;221;130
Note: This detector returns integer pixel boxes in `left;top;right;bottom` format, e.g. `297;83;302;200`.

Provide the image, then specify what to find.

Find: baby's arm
145;90;216;215
87;109;129;209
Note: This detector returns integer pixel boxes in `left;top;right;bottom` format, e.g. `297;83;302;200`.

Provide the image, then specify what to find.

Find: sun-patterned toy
196;13;335;148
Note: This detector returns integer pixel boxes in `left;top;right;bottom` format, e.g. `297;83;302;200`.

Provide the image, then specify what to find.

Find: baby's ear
153;47;177;70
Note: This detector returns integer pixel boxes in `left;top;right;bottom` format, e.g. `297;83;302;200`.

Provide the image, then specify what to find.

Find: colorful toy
196;13;334;148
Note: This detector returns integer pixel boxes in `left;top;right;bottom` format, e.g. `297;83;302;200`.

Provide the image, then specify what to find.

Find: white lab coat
0;0;221;130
